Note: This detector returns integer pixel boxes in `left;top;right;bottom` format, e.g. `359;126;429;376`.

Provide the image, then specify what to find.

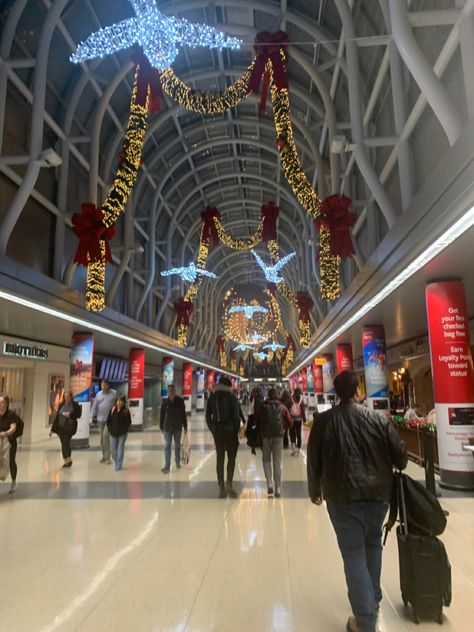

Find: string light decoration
230;351;237;372
228;305;268;318
85;72;148;311
161;261;217;283
216;335;227;367
281;335;296;375
214;216;263;250
70;0;242;71
238;358;245;377
251;249;296;283
222;291;277;346
296;291;313;348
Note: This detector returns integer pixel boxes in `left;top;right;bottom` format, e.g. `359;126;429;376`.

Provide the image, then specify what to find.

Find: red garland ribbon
174;297;194;327
248;31;289;114
216;335;226;353
315;195;357;259
72;203;116;266
201;207;221;246
260;202;279;243
296;291;314;323
132;47;163;113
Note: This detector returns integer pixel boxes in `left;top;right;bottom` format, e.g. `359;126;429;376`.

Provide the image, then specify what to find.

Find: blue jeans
110;434;127;470
326;500;389;632
163;430;182;469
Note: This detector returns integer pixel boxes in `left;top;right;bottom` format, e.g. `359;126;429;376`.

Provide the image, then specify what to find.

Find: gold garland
214;217;263;250
86;73;148;311
160;63;255;114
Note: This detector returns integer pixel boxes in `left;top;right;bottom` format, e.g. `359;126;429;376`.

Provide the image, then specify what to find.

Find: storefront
0;335;70;442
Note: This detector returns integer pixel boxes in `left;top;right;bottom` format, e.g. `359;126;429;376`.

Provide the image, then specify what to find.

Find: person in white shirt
90;379;117;464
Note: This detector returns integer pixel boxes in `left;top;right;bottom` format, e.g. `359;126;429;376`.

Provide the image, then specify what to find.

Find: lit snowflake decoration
251;250;296;283
70;0;243;70
228;305;268;319
161;262;217;283
262;341;285;352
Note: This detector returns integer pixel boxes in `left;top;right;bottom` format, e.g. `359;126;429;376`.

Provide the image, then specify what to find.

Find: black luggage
388;472;451;624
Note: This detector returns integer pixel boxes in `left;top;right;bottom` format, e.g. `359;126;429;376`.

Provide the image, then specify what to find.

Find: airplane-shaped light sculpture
228;305;268;319
248;332;266;345
70;0;243;71
250;250;296;283
160;262;217;284
233;343;254;352
262;341;285;352
254;351;271;362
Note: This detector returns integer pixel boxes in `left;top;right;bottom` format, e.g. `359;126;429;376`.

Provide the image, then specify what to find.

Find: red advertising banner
207;370;215;390
128;349;145;399
301;367;308;391
182;362;192;396
426;281;474;403
337;344;353;373
313;363;324;393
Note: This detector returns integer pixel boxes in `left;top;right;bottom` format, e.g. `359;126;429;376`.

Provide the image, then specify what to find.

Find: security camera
40;148;62;167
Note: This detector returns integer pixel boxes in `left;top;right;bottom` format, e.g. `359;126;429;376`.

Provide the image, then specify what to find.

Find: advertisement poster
362;327;388;399
337;344;353;373
161;357;174;397
426;281;474;483
182;362;193;413
48;375;65;425
128;349;145;428
301;367;308;392
313;363;324;394
307;366;314;393
207;370;215;391
70;333;94;445
196;368;205;411
322;354;335;394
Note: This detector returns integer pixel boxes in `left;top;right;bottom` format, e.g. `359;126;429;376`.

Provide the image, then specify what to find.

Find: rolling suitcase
395;473;451;624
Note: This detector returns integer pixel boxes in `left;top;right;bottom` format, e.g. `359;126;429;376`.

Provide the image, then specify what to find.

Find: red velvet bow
216;335;226;353
296;291;314;322
72;203;116;266
315;195;357;259
174;297;194;327
248;31;289;113
260;202;279;243
132;47;163;113
201;207;221;246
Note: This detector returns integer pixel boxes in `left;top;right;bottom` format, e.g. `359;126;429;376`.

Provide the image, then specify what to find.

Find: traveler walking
90;379;117;464
289;388;305;455
159;384;187;473
280;388;292;449
50;391;81;468
307;371;408;632
107;395;132;471
206;375;240;498
0;395;21;493
256;388;292;497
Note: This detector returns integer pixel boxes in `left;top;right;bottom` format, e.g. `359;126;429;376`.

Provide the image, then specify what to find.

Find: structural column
322;354;336;401
313;361;324;411
301;366;309;407
426;281;474;489
161;357;174;398
307;363;315;410
362;326;389;413
70;333;94;448
182;362;193;415
128;349;144;430
196;368;205;411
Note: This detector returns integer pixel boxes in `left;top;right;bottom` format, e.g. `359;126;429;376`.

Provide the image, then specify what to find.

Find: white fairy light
251;249;296;283
161;262;217;283
70;0;242;70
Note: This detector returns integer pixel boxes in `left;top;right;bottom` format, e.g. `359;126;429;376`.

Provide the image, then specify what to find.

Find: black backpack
386;472;447;537
13;416;24;439
260;402;283;438
212;392;231;424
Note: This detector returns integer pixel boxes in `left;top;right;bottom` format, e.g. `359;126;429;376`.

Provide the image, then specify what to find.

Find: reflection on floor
1;414;473;632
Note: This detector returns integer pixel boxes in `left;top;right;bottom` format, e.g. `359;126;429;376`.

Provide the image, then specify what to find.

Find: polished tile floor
1;413;473;632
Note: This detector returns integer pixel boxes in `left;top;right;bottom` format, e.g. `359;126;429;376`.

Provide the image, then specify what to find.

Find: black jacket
307;400;407;503
206;383;240;434
160;396;187;432
51;401;81;436
107;407;132;437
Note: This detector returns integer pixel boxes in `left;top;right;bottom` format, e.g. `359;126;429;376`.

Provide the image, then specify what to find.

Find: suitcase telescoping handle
383;471;406;545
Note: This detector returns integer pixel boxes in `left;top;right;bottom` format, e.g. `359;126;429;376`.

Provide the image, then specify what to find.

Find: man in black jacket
206;376;241;498
307;371;407;632
159;384;187;473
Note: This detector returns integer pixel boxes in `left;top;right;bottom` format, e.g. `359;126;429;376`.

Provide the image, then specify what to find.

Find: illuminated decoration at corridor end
251;249;296;283
70;0;242;70
161;262;217;283
228;305;268;319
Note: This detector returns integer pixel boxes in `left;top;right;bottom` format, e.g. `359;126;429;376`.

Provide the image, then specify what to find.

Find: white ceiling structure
1;0;474;376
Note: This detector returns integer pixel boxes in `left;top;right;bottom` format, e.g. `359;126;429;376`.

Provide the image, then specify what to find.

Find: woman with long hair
50;391;81;468
107;395;131;471
289;388;306;456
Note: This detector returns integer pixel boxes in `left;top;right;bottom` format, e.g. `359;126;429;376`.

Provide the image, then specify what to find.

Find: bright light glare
287;205;474;377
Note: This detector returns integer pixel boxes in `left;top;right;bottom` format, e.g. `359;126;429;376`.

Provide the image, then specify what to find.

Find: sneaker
275;488;281;498
346;616;360;632
99;457;106;463
267;487;274;497
161;467;170;473
8;481;17;494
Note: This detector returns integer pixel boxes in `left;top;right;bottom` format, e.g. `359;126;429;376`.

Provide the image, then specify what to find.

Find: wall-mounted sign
3;341;48;360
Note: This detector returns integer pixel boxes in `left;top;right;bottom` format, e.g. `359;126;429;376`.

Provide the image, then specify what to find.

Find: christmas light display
161;261;217;283
228;305;268;319
214;217;263;250
233;343;254;352
251;249;296;283
70;0;242;71
262;341;285;352
253;351;271;362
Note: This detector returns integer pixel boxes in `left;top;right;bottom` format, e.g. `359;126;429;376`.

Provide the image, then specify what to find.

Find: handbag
0;437;11;481
180;431;191;465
